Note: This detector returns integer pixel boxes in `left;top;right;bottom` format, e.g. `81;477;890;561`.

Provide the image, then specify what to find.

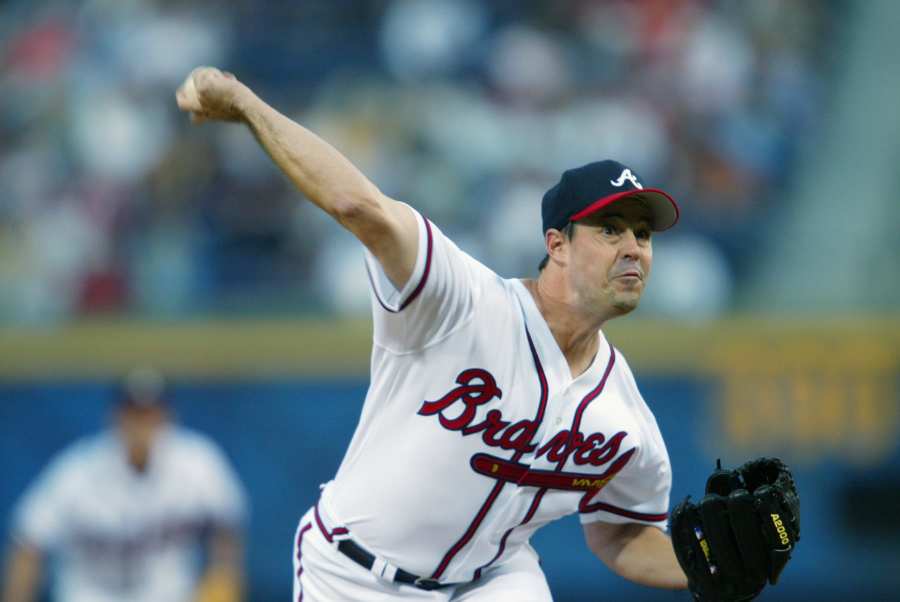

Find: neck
523;277;606;377
126;445;151;473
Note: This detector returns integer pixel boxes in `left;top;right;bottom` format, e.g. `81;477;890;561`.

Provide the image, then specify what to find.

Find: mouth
614;270;643;281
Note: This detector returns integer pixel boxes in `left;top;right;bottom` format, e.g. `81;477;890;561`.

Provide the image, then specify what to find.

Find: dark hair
537;221;575;271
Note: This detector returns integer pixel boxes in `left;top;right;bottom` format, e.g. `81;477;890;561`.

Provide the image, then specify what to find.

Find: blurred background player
1;367;247;602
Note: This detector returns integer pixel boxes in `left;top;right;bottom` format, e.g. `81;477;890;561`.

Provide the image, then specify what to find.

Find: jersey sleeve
365;206;490;352
11;450;77;550
579;354;672;530
578;442;672;531
190;436;248;529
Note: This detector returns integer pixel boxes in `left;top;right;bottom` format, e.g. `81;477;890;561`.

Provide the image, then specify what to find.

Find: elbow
329;190;397;251
585;534;604;563
329;190;382;227
585;530;619;573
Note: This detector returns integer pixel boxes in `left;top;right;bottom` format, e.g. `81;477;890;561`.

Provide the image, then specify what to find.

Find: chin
612;296;640;315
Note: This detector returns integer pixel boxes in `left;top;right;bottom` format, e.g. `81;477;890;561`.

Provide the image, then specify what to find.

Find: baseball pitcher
176;67;799;602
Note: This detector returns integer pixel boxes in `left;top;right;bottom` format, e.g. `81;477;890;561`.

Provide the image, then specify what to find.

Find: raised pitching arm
175;67;419;290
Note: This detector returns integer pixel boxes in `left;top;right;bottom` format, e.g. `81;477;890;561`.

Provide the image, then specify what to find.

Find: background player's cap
117;366;168;408
541;160;680;233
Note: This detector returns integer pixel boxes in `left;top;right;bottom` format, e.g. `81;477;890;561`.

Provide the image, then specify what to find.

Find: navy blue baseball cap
117;366;168;408
541;160;680;233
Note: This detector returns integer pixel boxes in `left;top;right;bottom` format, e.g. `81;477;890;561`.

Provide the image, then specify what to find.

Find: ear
545;227;570;268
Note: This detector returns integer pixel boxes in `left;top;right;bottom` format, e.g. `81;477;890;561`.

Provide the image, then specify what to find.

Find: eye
635;227;651;241
600;223;619;236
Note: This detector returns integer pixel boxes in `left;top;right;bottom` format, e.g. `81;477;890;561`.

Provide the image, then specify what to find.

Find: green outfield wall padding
0;316;898;379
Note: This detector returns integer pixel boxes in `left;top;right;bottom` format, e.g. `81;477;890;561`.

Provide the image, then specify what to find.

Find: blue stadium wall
2;318;899;600
3;369;898;601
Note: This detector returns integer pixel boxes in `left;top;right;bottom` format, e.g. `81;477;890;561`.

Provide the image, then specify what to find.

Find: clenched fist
175;67;251;124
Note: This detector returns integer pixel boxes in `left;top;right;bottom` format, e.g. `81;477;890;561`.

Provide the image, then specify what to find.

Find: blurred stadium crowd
0;0;842;324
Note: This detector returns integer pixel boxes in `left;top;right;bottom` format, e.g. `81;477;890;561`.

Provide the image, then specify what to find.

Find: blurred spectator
1;367;247;602
0;0;839;323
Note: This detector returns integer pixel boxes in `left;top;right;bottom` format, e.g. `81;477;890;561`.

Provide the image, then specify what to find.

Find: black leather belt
336;539;456;591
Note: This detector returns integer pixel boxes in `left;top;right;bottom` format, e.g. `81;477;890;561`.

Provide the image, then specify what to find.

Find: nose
619;228;642;260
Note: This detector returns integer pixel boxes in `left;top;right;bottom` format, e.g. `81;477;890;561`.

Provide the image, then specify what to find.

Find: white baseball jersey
317;207;672;585
12;426;246;602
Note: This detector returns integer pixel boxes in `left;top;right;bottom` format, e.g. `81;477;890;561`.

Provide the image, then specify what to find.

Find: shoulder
606;345;669;457
162;427;235;473
156;428;241;495
15;433;111;513
161;428;246;514
427;214;500;283
610;346;638;384
42;432;114;479
608;346;650;413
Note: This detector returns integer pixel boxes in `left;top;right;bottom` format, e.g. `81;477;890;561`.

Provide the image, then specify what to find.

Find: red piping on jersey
473;343;619;579
399;218;434;310
367;217;434;313
472;485;548;581
431;480;506;579
295;521;312;602
313;501;348;543
579;502;668;522
567;348;666;521
430;328;549;581
471;329;551;580
564;346;617;459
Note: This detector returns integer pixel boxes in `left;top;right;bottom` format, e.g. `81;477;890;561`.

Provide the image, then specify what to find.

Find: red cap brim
568;188;680;232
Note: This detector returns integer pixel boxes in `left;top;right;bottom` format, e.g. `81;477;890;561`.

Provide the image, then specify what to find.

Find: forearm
237;92;384;223
2;543;42;602
608;527;687;589
177;66;418;285
195;529;243;602
195;565;242;602
587;522;688;590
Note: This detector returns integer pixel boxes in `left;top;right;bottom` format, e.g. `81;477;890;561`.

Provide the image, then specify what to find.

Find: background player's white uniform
11;426;246;602
293;209;672;601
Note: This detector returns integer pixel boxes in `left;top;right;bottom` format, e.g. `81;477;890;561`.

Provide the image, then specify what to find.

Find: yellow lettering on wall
713;337;898;468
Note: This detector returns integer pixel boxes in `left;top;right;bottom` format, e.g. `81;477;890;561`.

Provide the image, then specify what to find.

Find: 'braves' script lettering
418;369;502;429
418;369;538;453
536;430;630;468
418;369;632;470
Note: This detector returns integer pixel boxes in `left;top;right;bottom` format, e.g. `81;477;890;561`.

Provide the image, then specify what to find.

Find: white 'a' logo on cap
610;169;643;189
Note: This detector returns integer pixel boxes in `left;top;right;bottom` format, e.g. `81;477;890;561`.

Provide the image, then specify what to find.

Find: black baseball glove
670;457;800;602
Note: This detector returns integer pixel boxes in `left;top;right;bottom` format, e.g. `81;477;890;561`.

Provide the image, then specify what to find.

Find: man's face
116;403;167;470
566;197;653;318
